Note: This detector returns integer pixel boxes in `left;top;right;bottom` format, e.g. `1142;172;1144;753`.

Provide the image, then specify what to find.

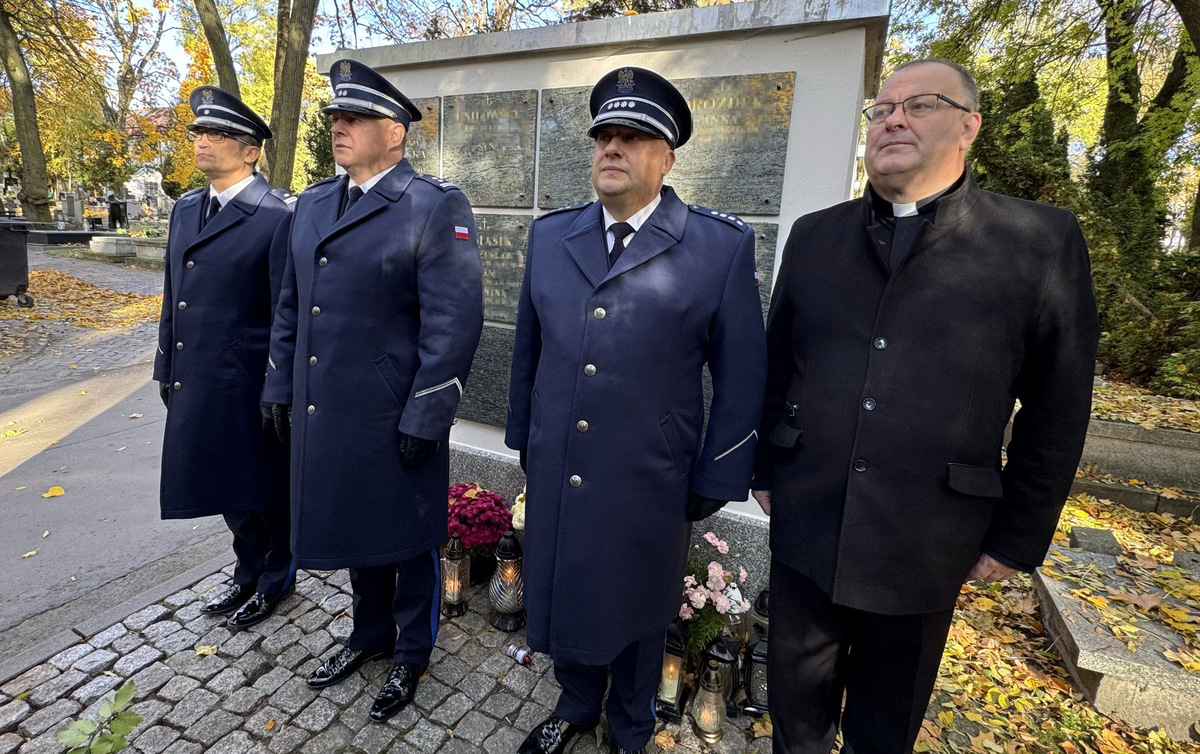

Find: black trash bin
0;220;33;307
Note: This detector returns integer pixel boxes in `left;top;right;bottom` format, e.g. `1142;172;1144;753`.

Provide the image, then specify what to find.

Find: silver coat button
309;356;318;366
863;398;876;411
854;459;867;472
173;382;181;390
307;405;315;415
577;420;589;432
311;306;321;316
873;338;887;350
584;364;596;376
175;342;183;350
177;301;186;310
593;307;606;319
569;475;582;487
319;257;328;267
185;260;194;269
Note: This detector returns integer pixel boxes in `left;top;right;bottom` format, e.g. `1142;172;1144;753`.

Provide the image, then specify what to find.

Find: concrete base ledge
1081;419;1200;491
1035;548;1200;741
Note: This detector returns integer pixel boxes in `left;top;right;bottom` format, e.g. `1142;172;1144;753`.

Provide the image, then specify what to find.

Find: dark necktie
203;196;221;228
608;222;635;269
341;185;363;219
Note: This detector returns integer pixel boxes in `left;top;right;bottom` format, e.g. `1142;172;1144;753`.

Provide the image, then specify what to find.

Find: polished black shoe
518;715;596;754
368;662;428;723
307;645;389;689
225;590;289;629
200;584;254;615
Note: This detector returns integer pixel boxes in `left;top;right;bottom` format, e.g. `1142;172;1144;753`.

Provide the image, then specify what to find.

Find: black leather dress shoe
226;590;289;629
307;645;389;689
368;662;428;723
200;584;254;615
518;715;596;754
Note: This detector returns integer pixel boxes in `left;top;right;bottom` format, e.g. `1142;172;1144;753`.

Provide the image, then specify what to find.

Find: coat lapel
319;160;417;247
603;186;686;284
187;174;270;251
561;203;608;289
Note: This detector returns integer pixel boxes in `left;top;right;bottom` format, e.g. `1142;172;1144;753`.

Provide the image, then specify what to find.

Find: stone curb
1070;478;1200;519
0;553;233;687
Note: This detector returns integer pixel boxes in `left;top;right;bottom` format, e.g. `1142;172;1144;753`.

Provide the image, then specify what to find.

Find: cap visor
321;102;392;119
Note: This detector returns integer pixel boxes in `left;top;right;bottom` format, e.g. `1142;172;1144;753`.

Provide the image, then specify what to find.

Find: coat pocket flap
768;423;802;448
946;463;1004;498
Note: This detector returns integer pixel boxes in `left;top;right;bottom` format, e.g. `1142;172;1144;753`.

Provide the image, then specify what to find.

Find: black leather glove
399;432;439;469
519;449;527;473
267;404;291;445
158;381;170;408
686;491;728;522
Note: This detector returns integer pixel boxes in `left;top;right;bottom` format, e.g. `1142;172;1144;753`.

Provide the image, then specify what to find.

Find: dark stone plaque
538;86;595;210
458;324;515;428
405;97;441;177
749;222;779;320
443;90;537;208
477;213;529;323
671;73;793;215
537;74;794;214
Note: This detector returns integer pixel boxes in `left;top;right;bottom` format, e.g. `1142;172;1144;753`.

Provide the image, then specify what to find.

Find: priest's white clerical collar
892;202;919;218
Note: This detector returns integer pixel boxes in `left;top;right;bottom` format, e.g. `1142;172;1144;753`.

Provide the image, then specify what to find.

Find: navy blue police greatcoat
154;174;293;519
505;186;768;665
262;160;483;569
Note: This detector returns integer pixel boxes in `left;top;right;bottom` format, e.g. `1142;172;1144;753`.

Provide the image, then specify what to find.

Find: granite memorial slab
476;214;529;323
443;90;537;207
537;74;794;214
748;222;778;320
406;97;441;177
459;325;515;428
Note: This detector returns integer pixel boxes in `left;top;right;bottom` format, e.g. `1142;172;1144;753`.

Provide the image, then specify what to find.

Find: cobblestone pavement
0;249;162;393
0;567;769;754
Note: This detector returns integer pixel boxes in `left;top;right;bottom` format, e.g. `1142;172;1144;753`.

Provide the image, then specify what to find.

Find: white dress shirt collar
208;172;257;208
601;192;663;252
348;163;399;195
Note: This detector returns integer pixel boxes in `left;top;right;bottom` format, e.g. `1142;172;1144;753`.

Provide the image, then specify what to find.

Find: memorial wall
317;0;890;443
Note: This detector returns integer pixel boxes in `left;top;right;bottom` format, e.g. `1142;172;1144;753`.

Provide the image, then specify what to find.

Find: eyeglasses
862;93;972;124
187;129;255;146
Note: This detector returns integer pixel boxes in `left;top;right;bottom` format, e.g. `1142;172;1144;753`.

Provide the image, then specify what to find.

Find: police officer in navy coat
154;86;295;630
262;59;483;723
506;67;767;754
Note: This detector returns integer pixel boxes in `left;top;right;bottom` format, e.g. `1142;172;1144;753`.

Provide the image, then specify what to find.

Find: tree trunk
193;0;239;96
264;0;318;190
0;5;51;222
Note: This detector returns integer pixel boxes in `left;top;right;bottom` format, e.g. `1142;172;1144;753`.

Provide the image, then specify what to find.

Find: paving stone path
0;566;770;754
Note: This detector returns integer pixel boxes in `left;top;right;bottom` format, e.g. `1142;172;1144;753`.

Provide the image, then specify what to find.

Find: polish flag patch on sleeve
454;226;470;240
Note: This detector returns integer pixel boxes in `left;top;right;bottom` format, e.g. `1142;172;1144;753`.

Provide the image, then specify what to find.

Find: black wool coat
754;174;1099;614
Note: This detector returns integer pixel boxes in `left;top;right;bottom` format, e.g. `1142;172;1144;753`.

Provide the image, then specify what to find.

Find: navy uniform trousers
225;510;293;595
553;632;664;750
768;559;955;754
346;550;441;664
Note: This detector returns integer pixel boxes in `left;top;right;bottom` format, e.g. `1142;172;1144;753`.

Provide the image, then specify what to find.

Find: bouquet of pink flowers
447;483;513;554
679;531;750;664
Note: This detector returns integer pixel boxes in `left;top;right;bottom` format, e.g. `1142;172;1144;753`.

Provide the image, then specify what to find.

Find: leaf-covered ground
918;495;1200;754
1092;380;1200;434
0;269;162;358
